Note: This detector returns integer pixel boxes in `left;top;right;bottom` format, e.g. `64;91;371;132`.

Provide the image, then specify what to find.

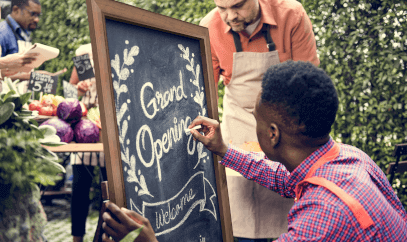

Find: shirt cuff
219;144;246;170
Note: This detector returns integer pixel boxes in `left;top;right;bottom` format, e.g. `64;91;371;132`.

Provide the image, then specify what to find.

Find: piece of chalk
184;125;202;134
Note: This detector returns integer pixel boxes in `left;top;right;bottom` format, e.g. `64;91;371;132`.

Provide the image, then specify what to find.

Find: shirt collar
221;0;278;34
286;137;336;188
6;15;31;41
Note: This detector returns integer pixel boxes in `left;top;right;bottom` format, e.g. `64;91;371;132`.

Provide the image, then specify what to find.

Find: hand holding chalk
185;125;201;135
188;116;228;158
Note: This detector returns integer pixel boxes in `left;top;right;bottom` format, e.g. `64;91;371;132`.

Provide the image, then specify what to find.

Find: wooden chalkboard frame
86;0;233;241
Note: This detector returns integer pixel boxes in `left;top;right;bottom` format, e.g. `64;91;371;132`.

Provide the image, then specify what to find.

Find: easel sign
86;0;232;241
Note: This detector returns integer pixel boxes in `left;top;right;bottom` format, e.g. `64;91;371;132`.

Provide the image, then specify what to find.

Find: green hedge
303;0;407;209
28;0;406;209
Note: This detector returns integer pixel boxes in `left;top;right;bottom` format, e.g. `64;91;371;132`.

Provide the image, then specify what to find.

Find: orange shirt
200;0;319;86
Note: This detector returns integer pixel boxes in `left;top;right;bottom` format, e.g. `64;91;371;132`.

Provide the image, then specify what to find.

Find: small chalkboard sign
63;80;78;99
72;54;95;81
86;0;232;241
27;72;58;94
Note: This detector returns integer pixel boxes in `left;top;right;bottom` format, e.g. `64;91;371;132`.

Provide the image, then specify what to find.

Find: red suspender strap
304;143;341;180
295;143;340;200
298;177;374;229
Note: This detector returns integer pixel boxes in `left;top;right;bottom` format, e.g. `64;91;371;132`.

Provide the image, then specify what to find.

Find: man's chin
28;25;37;31
230;25;245;32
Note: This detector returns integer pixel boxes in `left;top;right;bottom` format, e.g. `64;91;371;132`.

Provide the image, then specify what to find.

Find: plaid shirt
221;138;407;241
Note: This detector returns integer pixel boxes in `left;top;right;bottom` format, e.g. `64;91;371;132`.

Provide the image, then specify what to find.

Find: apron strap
232;31;243;52
6;18;21;42
297;177;374;230
232;24;275;52
261;25;275;51
6;17;31;43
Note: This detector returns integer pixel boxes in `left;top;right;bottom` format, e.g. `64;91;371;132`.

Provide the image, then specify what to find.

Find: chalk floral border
178;44;208;169
111;41;153;198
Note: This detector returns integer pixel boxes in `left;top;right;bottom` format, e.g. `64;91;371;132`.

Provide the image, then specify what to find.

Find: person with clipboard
0;0;41;91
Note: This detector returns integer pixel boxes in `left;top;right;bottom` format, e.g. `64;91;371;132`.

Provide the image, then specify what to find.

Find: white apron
221;27;294;238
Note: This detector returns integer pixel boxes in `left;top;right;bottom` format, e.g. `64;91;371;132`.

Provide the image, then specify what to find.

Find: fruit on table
57;98;82;123
74;119;99;143
28;100;42;112
40;118;74;143
40;94;66;108
38;105;54;116
79;101;88;117
29;94;65;116
87;106;101;129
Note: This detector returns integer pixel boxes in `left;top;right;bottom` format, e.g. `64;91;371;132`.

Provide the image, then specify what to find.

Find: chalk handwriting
130;172;217;237
136;116;191;181
155;188;196;229
140;72;187;120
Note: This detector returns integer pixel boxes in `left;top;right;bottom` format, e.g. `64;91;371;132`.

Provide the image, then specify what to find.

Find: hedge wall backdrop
14;0;406;209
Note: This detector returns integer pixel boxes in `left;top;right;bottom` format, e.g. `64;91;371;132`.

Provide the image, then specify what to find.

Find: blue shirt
0;15;31;57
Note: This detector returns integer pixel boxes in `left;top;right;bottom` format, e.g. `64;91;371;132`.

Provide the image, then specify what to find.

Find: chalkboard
27;72;58;94
86;0;232;241
72;54;95;81
63;80;78;99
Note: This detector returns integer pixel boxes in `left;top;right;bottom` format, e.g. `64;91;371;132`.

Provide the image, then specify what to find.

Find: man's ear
268;123;280;147
12;5;21;15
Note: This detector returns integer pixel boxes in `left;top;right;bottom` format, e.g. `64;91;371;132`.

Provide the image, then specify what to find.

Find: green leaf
0;102;15;125
39;124;57;137
20;92;33;106
5;77;20;95
120;226;144;242
40;156;66;173
39;134;65;146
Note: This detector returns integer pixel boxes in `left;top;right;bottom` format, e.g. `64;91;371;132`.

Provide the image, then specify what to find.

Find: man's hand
0;53;38;77
77;80;91;93
2;52;38;69
102;201;158;242
189;116;228;158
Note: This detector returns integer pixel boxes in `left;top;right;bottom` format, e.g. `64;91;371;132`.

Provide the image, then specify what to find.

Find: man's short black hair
11;0;40;8
260;60;339;138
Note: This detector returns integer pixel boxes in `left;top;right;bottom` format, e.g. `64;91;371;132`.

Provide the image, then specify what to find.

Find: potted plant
0;78;66;241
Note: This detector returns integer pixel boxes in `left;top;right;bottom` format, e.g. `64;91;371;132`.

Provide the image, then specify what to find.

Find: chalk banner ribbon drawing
130;171;217;236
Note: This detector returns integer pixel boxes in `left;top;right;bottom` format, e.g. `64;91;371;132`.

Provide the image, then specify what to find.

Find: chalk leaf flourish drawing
111;43;153;198
178;44;208;169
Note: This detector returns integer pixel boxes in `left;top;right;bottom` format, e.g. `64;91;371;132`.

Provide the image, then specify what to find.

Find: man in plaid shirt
101;61;406;241
189;60;407;241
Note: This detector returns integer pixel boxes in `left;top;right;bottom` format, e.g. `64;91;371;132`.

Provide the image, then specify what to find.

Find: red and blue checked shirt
221;138;407;241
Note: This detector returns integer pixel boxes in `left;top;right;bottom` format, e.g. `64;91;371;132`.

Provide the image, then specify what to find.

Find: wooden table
43;142;104;152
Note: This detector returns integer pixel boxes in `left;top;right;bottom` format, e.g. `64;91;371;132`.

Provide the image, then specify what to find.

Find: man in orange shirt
200;0;319;241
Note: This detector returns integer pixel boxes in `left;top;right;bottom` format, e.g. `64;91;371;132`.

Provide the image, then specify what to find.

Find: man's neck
245;16;261;36
280;136;330;172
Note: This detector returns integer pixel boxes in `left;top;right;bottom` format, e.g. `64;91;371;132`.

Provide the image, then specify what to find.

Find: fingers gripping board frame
86;0;233;241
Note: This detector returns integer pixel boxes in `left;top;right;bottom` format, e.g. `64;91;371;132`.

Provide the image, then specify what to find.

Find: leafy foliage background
10;0;405;209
